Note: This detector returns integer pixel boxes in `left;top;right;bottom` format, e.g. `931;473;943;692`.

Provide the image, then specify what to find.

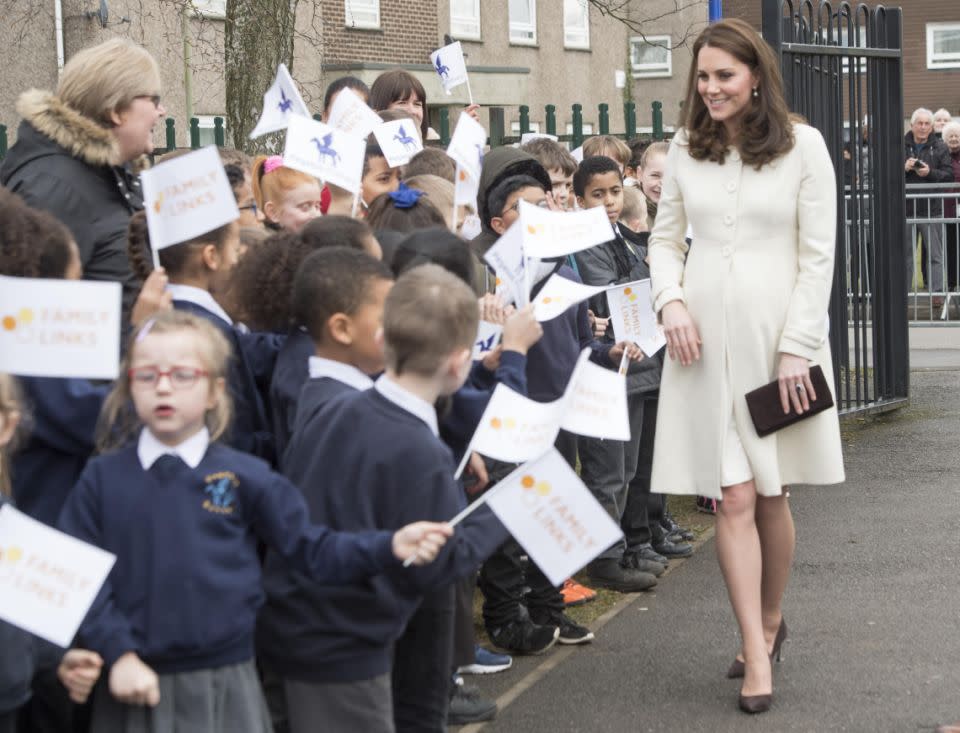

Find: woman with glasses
0;38;166;331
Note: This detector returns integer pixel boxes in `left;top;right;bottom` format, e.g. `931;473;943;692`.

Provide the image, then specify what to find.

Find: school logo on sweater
202;472;239;515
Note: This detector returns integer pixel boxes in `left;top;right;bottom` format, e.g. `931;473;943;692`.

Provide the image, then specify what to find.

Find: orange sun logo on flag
623;287;639;303
0;546;23;563
152;193;164;214
520;474;551;497
2;308;34;331
459;169;469;182
489;416;516;430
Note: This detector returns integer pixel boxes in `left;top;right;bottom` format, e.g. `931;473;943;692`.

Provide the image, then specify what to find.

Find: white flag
373;119;423;168
519;200;614;259
283;115;365;195
0;505;116;647
472;320;503;361
520;132;558;145
560;358;630;440
486;449;623;586
469;384;566;464
532;273;608;322
483;220;527;307
447;112;487;182
249;63;310;139
140;146;239;251
430;41;470;95
0;276;121;380
606;279;666;356
454;164;480;207
570;145;584;163
327;87;383;139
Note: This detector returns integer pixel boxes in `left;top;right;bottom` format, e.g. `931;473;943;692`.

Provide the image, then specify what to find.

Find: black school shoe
488;616;560;655
652;534;694;558
586;557;658;592
661;511;696;542
529;609;595;645
447;676;497;725
622;551;666;577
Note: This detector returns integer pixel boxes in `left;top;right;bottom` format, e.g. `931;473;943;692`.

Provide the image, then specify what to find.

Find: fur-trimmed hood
14;89;118;167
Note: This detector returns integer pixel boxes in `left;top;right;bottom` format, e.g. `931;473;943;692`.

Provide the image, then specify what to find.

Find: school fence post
545;104;557;137
489;107;506;148
189;117;200;149
165;118;176;152
571;104;584;149
0;124;7;161
598;103;609;135
214;117;225;148
624;101;636;141
652;101;664;140
439;108;451;145
519;105;531;136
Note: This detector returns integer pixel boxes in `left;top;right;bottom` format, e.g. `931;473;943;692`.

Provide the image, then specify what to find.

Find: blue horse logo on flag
475;332;497;354
394;125;418;151
434;54;450;79
312;133;341;167
278;89;293;113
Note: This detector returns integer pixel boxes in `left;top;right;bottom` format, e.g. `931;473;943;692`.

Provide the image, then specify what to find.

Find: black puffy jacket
0;90;143;325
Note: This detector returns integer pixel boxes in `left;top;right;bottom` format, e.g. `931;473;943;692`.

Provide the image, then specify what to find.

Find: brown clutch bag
745;365;834;438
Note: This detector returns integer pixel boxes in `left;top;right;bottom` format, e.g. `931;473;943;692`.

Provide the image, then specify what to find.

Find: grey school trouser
578;393;646;561
285;674;394;733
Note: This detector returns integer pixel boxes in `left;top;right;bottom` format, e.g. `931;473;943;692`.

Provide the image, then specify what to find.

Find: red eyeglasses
127;366;208;389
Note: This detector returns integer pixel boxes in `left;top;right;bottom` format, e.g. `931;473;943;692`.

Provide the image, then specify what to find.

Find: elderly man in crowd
905;108;954;302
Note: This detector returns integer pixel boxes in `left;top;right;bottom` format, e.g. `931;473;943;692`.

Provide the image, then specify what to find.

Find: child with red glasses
56;310;452;733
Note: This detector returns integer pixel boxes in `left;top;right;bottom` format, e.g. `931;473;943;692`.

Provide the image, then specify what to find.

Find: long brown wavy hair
682;19;795;169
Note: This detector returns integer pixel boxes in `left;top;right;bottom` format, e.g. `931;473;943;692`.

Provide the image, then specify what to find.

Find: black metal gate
762;0;910;415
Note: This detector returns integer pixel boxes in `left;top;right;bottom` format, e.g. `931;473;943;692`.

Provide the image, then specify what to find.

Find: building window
345;0;380;30
194;116;225;147
630;35;672;78
565;123;595;135
451;0;481;40
511;121;542;135
509;0;537;45
191;0;225;18
927;23;960;70
564;0;589;49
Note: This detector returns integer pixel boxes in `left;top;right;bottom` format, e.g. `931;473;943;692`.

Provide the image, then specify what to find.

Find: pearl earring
752;88;759;98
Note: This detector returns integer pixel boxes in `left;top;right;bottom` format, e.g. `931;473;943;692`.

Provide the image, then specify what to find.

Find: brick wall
322;0;440;66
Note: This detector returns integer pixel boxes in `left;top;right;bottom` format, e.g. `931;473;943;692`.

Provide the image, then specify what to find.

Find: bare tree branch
586;0;708;49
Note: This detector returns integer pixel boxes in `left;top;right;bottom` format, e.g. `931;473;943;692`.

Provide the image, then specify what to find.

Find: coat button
726;181;737;192
723;214;734;226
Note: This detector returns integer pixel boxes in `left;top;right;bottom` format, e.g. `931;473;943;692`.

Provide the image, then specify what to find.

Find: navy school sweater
280;375;363;469
172;300;277;464
258;387;509;684
12;376;109;526
269;328;314;462
57;441;397;674
526;265;614;403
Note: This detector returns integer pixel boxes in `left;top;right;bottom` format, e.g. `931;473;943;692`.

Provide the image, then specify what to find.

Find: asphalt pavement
460;366;960;733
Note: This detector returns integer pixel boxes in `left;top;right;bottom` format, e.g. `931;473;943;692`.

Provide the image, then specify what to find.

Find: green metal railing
0;101;669;160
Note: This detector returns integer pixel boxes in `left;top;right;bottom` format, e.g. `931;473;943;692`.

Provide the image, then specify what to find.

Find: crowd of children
0;55;697;732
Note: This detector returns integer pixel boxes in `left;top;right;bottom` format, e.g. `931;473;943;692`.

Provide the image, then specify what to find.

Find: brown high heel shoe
726;618;788;678
738;692;773;714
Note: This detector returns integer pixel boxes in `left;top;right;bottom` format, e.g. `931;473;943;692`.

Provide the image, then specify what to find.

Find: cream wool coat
648;123;845;499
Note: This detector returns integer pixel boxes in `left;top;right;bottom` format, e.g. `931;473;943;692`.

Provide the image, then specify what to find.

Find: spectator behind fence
0;38;165;329
905;108;954;298
933;108;953;138
943;121;960;292
582;135;631;173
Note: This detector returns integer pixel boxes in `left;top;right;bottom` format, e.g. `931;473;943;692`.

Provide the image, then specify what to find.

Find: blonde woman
0;38;166;325
648;19;845;713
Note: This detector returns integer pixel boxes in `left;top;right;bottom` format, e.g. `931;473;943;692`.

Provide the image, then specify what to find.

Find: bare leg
755;491;795;640
716;480;772;696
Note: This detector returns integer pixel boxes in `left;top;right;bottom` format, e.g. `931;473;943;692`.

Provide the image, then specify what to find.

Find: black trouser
451;576;476;670
1;710;17;733
621;397;667;550
478;431;576;630
946;223;960;291
16;668;87;733
392;585;455;733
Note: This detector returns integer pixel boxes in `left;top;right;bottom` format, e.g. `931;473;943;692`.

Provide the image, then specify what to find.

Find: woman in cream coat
648;19;845;714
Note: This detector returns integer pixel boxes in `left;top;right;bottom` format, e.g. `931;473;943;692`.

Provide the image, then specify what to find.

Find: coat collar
15;89;119;167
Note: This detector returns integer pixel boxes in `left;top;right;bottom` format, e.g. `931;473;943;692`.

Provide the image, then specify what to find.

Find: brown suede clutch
745;365;834;438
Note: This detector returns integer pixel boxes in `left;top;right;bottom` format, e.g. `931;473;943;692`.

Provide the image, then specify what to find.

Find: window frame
344;0;381;30
509;0;538;46
630;35;673;79
511;121;542;135
927;22;960;70
193;115;226;148
563;0;590;50
191;0;226;19
451;0;481;41
564;122;595;136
